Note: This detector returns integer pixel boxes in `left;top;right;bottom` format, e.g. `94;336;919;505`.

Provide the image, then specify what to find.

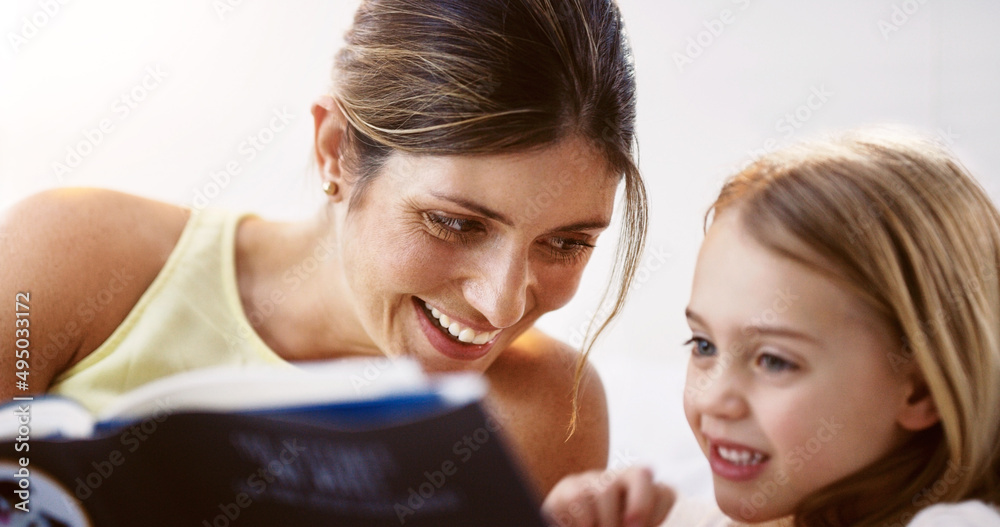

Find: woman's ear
311;95;348;200
897;375;940;431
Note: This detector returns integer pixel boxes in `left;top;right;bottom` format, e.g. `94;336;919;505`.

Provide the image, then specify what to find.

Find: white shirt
661;498;1000;526
909;501;1000;526
660;498;789;527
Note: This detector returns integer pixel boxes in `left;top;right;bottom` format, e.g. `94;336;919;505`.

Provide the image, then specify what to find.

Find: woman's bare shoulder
489;328;600;395
0;188;190;395
486;328;610;495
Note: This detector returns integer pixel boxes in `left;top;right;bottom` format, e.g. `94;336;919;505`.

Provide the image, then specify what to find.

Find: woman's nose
463;247;530;329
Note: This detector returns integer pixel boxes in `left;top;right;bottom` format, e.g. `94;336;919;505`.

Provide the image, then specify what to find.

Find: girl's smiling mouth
707;438;772;482
413;297;501;361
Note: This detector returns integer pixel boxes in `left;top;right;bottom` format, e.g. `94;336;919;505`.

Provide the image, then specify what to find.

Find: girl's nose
688;359;750;421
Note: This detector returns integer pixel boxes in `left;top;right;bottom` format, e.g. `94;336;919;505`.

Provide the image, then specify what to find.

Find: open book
0;358;548;527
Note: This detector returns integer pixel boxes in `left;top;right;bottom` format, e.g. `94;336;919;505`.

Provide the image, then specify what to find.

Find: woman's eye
684;337;716;357
424;212;484;241
427;213;475;232
757;353;797;373
542;237;594;264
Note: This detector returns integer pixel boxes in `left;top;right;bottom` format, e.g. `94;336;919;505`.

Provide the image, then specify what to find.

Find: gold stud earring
322;181;338;196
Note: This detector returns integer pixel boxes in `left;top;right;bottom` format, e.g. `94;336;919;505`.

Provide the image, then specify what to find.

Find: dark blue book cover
0;362;548;527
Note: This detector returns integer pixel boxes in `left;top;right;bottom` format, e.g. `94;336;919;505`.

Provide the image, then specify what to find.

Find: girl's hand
542;466;676;527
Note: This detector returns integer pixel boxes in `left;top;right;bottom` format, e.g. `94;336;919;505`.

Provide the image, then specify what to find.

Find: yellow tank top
49;208;292;413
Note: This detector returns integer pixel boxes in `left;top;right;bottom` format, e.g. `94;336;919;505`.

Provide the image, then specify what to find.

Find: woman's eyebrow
429;193;514;226
428;192;611;232
554;220;611;232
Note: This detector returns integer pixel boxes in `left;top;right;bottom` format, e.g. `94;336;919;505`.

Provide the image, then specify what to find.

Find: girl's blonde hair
332;0;646;432
710;127;1000;526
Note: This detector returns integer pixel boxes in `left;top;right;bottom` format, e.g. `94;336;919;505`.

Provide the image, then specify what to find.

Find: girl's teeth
424;301;500;345
718;446;766;466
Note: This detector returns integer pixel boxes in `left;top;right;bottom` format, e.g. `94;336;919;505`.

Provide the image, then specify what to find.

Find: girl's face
337;136;618;372
683;210;917;522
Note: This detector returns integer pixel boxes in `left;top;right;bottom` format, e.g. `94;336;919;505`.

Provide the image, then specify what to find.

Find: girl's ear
897;377;940;431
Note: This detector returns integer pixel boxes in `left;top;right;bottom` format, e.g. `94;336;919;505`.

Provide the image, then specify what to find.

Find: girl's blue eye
685;337;716;357
758;353;797;373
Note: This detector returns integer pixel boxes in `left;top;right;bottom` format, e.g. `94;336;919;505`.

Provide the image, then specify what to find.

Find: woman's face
336;136;619;372
683;210;918;522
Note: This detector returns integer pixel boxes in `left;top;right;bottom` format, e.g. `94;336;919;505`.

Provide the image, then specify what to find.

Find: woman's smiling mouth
413;297;501;361
424;301;501;344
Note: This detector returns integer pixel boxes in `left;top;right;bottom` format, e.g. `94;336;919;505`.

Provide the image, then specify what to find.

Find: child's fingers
543;467;672;527
592;477;625;526
650;483;677;526
619;466;657;526
543;471;603;526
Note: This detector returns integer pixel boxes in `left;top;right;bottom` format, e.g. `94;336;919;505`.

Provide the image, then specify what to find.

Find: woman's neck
233;211;381;361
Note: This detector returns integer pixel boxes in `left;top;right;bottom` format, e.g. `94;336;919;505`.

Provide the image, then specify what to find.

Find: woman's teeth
425;302;500;345
718;446;766;466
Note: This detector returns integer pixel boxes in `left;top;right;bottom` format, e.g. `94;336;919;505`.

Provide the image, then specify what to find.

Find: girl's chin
714;485;795;524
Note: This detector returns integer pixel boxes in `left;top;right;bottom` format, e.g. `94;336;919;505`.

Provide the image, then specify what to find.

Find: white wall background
3;0;999;501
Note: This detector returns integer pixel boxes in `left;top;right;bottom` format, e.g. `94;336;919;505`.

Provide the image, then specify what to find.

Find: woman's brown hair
331;0;647;431
710;128;1000;526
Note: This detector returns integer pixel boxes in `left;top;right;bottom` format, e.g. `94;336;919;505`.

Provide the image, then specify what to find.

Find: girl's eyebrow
685;307;706;326
685;307;821;346
741;325;822;346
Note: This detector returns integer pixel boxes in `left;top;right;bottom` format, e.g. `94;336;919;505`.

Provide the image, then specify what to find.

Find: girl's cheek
682;365;704;423
760;401;833;466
